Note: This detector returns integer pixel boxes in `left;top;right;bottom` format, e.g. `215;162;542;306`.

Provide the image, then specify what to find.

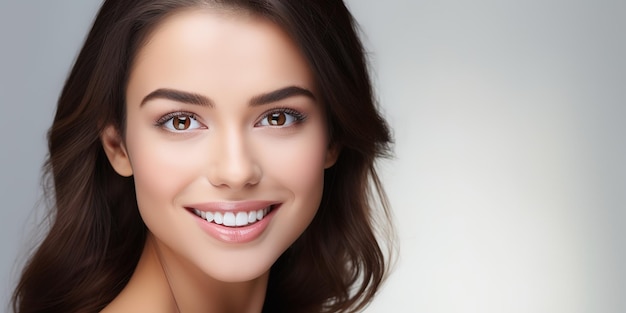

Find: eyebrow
249;86;316;106
141;88;213;107
140;86;315;108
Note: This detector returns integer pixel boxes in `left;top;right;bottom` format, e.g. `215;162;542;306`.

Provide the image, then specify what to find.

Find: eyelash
256;108;307;127
153;108;307;130
154;111;200;127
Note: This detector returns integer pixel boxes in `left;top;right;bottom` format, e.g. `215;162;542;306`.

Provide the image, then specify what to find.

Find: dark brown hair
12;1;393;312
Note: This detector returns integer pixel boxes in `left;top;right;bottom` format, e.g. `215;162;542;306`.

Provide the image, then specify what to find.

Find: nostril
207;157;262;189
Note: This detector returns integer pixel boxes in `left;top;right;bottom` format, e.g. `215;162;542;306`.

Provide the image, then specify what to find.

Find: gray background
1;0;624;312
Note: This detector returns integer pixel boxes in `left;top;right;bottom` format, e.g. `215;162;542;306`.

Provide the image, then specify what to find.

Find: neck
126;234;269;313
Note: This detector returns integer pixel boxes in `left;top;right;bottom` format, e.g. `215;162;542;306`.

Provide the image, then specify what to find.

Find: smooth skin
101;8;338;313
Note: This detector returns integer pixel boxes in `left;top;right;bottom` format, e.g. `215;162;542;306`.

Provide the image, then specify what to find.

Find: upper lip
185;200;277;213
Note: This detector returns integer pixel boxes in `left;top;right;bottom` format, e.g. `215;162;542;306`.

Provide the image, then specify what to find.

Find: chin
201;259;274;283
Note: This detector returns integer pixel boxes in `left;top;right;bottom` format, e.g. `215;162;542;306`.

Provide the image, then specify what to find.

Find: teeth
214;212;223;225
236;212;248;226
192;206;272;227
248;211;257;223
223;212;236;227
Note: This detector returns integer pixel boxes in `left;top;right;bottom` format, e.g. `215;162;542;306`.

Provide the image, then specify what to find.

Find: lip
185;200;276;213
187;201;280;244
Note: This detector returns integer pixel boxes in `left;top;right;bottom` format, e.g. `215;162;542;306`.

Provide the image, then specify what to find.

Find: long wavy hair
12;1;393;312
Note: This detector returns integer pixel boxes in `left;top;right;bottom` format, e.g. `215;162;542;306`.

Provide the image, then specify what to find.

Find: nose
207;129;261;190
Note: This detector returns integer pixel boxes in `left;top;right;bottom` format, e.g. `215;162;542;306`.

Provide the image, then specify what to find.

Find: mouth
188;205;275;228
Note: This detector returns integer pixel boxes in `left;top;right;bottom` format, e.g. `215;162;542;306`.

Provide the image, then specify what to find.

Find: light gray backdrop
1;1;624;312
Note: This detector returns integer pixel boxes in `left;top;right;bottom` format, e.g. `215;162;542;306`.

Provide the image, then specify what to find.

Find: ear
324;143;340;169
101;125;133;177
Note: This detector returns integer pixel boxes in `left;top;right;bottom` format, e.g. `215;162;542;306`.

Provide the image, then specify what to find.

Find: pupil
270;113;286;126
174;116;190;130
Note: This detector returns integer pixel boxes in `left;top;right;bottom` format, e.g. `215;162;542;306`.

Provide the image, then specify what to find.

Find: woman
12;0;393;312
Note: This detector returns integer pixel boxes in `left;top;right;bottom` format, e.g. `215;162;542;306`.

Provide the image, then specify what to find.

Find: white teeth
214;212;223;225
236;212;248;226
248;211;257;223
193;205;272;227
223;212;236;226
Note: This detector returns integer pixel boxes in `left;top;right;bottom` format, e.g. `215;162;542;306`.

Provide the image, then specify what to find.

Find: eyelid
154;111;205;131
256;107;307;127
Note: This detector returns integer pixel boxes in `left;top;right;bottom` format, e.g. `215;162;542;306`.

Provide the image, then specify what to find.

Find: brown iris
173;116;191;130
268;112;286;126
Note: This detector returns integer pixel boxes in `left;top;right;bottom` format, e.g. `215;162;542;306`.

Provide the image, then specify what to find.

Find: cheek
254;133;328;255
124;129;206;212
257;132;328;202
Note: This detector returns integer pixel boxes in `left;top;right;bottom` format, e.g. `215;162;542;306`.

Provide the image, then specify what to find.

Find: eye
156;112;204;131
257;108;305;127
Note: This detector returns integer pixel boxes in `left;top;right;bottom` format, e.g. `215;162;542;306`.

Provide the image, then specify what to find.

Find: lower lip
192;206;278;244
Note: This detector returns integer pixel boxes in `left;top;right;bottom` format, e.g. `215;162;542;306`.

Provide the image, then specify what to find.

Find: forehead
126;8;315;104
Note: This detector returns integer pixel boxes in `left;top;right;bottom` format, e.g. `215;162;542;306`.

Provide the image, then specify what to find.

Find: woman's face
107;9;337;282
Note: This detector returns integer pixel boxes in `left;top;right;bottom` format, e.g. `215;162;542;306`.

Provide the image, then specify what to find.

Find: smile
185;201;279;243
191;206;271;227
